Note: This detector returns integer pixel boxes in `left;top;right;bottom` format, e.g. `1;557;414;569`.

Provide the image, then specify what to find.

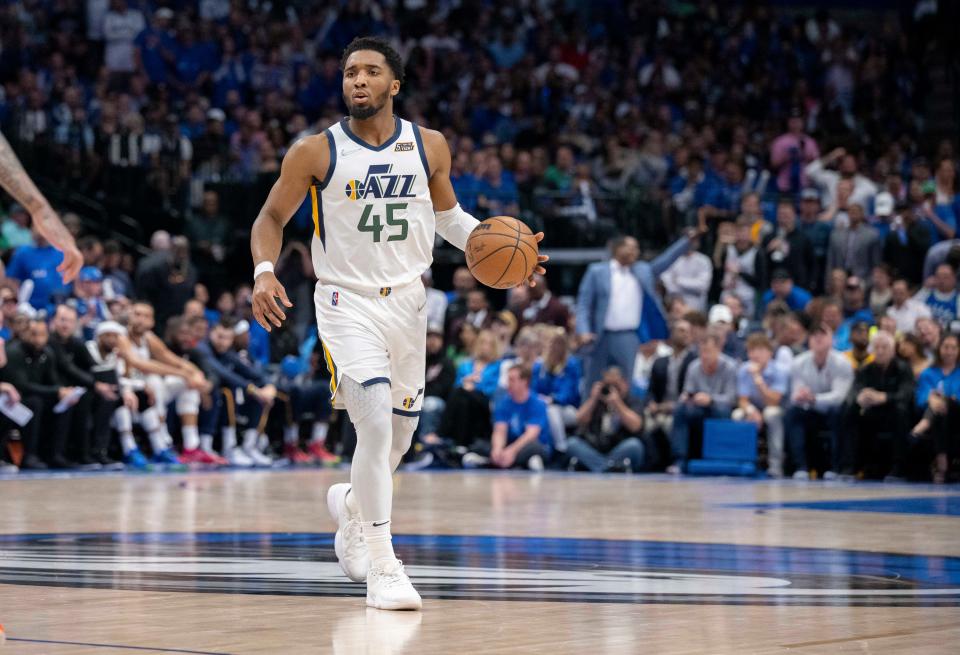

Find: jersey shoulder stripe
411;122;430;177
319;128;336;189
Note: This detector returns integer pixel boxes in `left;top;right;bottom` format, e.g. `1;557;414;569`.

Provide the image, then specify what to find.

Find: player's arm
421;129;549;285
0;131;82;282
145;332;204;380
117;335;187;378
251;135;327;331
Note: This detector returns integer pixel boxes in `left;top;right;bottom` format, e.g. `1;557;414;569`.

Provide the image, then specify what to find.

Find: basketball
465;216;539;289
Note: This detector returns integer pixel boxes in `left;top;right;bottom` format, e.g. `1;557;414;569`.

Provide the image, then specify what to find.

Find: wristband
254;261;275;280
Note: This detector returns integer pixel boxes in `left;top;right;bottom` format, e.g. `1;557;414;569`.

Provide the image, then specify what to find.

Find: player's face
98;333;119;352
130;304;155;332
342;51;399;120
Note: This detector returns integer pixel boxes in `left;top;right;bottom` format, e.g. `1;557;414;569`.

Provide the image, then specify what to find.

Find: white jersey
312;116;434;296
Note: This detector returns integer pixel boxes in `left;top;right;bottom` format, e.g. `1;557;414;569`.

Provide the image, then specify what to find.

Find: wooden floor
0;469;958;654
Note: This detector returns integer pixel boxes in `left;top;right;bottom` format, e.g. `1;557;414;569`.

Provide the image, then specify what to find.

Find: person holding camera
565;366;646;473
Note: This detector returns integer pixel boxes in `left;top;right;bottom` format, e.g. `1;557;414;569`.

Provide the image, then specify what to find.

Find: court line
6;637;233;654
780;622;959;648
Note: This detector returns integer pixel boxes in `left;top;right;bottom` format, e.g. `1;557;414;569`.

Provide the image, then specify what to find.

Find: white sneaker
792;470;809;481
244;446;273;467
461;452;489;468
822;470;839;481
666;463;682;476
366;559;422;611
327;483;369;582
227;447;254;467
527;454;544;471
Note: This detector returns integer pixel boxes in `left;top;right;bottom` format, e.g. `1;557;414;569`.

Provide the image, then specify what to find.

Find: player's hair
341;36;405;84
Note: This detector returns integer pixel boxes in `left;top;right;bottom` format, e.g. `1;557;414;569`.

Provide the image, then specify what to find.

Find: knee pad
392;414;419;445
112;406;133;432
141;406;161;432
338;376;391;424
176;389;201;416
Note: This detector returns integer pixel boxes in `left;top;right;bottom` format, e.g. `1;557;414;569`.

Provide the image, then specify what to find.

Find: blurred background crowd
0;0;957;482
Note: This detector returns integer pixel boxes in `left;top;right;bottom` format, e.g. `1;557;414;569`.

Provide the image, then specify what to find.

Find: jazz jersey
311;117;434;295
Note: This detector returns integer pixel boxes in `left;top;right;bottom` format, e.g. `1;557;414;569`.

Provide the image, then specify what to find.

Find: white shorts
314;279;427;416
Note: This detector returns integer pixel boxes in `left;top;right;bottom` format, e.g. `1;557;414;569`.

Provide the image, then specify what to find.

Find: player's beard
345;89;390;119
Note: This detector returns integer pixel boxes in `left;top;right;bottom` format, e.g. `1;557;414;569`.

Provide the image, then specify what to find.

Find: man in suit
826;202;881;286
576;229;695;388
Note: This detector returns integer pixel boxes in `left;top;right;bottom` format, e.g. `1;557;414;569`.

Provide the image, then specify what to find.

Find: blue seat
687;419;758;477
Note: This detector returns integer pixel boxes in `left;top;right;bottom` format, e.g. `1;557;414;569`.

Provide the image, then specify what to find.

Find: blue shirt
736;360;788;407
248;320;270;366
531;358;582;407
761;286;812;312
833;309;874;351
915;366;960;408
455;359;502;398
924;290;959;325
6;245;66;309
493;392;552;453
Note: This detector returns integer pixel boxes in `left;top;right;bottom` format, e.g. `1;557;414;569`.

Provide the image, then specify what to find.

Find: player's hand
517;232;549;288
252;271;293;332
57;244;83;284
123;389;139;411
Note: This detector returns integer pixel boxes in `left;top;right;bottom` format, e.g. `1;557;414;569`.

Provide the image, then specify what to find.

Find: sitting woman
911;334;960;483
898;332;931;380
425;329;503;452
531;329;581;453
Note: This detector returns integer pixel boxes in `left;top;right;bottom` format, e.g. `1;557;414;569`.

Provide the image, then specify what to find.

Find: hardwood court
1;470;958;654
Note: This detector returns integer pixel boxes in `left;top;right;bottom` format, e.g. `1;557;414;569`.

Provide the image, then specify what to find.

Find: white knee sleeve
176;388;201;416
390;414;419;471
141;406;162;432
340;376;394;522
112;406;133;433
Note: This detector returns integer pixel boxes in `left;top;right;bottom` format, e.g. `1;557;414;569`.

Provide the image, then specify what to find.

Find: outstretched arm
251;135;327;331
0;131;82;282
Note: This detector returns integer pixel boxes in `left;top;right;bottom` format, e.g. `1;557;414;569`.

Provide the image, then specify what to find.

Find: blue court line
7;637;232;654
724;495;960;516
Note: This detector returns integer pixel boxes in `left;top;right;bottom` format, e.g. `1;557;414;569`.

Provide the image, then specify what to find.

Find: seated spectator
898;332;931;379
102;240;134;299
661;236;712;312
667;334;738;474
720;221;765;319
71;266;112;340
416;324;457;446
631;338;672;399
531;329;581;453
761;268;812;313
446;321;479;366
466;365;550;471
5;318;85;469
498;327;540;391
490;310;519;359
566;366;646;473
843;321;875;371
915;263;959;328
797;188;832;294
786;324;854;479
516;274;570;330
1;203;34;249
829;279;874;351
910;334;960;483
883;198;931;285
707;303;745;361
0;378;22;473
868;264;894;317
6;231;70;310
421;269;448;331
774;312;809;369
732;334;788;477
645;319;696;442
887;278;931;334
827;202;880;285
843;331;915;481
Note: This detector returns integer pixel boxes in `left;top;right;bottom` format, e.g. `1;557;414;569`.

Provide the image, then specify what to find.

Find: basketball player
0;131;82;282
119;302;212;465
250;37;547;610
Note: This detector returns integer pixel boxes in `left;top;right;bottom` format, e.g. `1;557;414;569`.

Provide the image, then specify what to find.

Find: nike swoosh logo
417;303;426;312
371;520;390;527
340;147;362;157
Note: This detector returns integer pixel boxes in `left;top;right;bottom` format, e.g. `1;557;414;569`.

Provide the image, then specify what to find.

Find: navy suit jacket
575;235;689;342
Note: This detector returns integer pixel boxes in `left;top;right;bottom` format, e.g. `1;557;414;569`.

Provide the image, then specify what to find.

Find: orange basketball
465;216;539;289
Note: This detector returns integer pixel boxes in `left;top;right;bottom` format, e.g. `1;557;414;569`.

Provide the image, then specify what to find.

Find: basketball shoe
327;483;369;582
366;559;422;611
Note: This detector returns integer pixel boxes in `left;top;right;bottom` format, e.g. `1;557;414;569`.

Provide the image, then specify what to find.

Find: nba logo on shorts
331;291;339;306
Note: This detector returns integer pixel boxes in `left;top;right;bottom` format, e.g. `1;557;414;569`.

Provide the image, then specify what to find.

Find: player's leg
220;387;252;467
113;404;149;471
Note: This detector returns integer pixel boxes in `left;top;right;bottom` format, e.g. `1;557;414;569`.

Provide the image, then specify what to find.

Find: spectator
103;0;146;79
416;324;457;446
887;278;932;334
826;202;881;285
899;332;932;379
6;230;68;310
4;319;84;469
135;235;197;331
187;190;230;265
804;147;878;209
71;266;111;339
1;203;34;249
923;242;960;282
787;322;855;480
910;334;960;483
769;109;820;194
844;330;915;481
721;222;765;319
916;317;943;360
914;263;960;328
566;366;646;473
708;303;746;362
797;188;832;294
883;200;931;285
843;321;874;371
443;266;477;344
667;334;738;474
576;232;690;387
102;240;133;298
645;319;696;443
732;334;788;477
661;237;713;312
532;329;582;453
832;278;874;351
516;274;571;330
421;270;448;331
763;200;815;291
761;268;812;313
868;264;894;317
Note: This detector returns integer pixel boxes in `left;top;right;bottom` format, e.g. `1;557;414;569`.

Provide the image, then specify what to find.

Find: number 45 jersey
311;116;435;296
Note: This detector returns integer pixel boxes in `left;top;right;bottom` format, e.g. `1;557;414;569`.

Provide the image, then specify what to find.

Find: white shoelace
375;560;409;589
343;519;366;554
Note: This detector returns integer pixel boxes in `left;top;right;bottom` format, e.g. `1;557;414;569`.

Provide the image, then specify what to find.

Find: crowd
0;2;956;482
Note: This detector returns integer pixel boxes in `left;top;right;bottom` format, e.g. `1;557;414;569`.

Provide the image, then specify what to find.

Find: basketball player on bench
249;37;547;610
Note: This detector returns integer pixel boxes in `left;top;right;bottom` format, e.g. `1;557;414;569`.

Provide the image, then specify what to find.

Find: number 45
357;203;408;242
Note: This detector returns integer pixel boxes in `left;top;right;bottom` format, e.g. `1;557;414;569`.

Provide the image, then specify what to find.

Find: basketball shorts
314;279;427;417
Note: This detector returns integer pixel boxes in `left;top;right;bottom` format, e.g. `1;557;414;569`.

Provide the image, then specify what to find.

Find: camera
601;384;611;396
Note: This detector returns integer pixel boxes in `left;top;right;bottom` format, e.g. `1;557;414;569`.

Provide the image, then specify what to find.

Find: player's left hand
57;245;83;284
517;232;549;288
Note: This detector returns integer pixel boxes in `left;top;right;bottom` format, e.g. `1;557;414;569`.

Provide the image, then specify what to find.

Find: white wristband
254;261;275;280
